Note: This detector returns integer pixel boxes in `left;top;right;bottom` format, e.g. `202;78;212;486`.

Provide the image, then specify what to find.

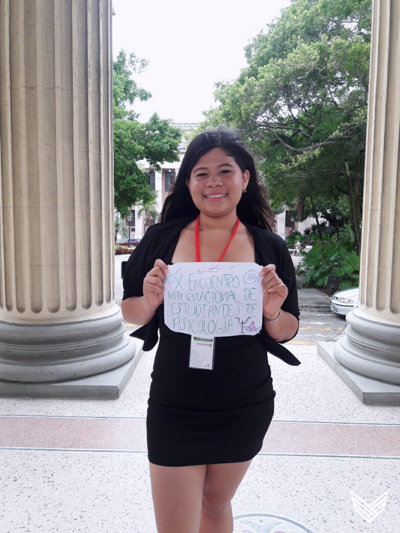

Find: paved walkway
1;258;399;532
297;288;331;311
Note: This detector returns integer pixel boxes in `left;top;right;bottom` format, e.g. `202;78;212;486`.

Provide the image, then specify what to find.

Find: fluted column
0;0;135;386
333;0;400;385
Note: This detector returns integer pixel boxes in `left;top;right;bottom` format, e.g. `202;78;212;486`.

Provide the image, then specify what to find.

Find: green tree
138;198;159;234
113;51;182;216
113;50;151;121
201;0;371;253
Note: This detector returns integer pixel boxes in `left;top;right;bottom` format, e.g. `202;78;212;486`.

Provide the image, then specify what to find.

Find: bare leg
199;460;252;533
149;462;207;533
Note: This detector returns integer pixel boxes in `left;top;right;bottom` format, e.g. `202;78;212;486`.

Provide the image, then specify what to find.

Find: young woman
121;129;300;533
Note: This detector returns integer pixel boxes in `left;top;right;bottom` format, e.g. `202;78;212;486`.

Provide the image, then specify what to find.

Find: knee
201;493;231;519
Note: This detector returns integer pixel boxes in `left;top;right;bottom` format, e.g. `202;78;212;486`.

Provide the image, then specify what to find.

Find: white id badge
189;336;215;370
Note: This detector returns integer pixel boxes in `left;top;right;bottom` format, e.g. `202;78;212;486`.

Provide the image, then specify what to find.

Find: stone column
0;0;137;396
319;0;400;404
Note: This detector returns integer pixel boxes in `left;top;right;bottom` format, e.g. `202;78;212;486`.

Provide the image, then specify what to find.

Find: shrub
299;242;359;290
285;231;303;248
299;242;342;288
336;251;360;290
115;246;135;255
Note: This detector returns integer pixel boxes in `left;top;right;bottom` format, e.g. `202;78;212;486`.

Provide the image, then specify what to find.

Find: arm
121;259;169;326
260;264;299;342
121;296;158;326
263;308;299;343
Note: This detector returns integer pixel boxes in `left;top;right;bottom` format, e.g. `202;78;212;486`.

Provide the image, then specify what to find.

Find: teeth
206;194;226;198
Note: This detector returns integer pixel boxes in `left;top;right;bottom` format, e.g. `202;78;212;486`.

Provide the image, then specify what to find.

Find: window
147;172;155;190
164;170;175;192
285;210;295;227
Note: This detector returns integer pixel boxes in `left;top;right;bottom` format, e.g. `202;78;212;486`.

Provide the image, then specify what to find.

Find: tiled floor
1;341;399;533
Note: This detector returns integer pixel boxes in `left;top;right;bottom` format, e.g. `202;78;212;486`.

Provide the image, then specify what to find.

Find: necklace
195;215;240;262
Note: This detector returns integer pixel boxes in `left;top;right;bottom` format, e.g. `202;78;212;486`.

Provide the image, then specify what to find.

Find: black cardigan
122;216;301;366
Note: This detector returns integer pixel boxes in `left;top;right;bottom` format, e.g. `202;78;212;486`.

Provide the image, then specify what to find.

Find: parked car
330;288;359;316
116;239;141;247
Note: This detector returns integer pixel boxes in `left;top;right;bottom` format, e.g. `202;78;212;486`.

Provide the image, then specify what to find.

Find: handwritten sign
164;262;263;337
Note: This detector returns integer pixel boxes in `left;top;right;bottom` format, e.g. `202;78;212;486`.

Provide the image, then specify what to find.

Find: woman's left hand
260;264;288;320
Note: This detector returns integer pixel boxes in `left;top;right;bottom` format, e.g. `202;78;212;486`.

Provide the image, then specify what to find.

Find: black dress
122;217;300;467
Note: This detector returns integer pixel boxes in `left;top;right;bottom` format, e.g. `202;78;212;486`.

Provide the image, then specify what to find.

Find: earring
242;188;247;193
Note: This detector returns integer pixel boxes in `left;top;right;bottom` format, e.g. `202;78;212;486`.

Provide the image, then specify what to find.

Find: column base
0;338;142;399
332;310;400;385
0;306;136;383
318;342;400;406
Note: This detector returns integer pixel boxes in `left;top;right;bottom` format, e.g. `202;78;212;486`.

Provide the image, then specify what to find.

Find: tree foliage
113;51;151;121
201;0;372;253
113;51;182;216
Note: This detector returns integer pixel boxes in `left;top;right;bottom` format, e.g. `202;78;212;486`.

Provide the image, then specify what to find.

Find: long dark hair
160;129;273;230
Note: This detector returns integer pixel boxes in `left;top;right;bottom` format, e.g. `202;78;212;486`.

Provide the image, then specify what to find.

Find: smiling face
186;148;250;218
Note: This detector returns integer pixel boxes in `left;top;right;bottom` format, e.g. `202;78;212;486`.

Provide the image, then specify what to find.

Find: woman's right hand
143;259;169;310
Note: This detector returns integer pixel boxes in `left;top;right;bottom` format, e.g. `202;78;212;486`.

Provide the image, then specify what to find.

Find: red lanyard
195;215;240;262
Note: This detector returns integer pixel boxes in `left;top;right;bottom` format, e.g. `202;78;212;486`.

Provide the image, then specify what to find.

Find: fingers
260;264;277;289
260;264;287;295
153;259;169;276
144;275;164;294
143;259;169;299
264;279;288;298
260;264;276;277
149;259;168;283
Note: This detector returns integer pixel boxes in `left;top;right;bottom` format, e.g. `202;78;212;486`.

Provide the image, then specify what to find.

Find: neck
198;211;238;232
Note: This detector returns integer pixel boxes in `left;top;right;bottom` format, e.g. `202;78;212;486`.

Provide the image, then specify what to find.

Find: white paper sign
164;262;263;337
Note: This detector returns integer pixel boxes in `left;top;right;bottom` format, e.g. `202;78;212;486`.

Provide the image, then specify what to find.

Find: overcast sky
112;0;292;124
